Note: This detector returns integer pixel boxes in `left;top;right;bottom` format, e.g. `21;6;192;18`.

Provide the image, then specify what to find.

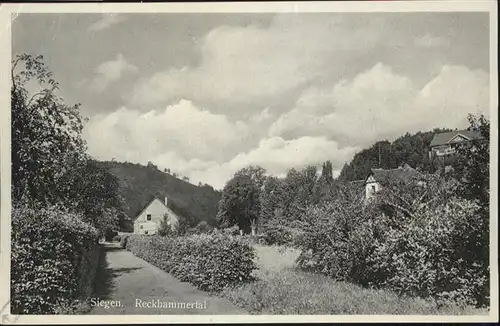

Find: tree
320;161;334;185
451;113;490;302
55;159;125;235
234;165;267;190
216;173;260;235
452;114;490;207
11;53;87;206
11;53;123;235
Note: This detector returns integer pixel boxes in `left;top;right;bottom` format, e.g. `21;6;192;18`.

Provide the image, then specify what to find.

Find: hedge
126;232;257;292
11;206;100;314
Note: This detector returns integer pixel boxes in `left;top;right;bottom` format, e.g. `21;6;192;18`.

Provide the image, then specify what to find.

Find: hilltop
98;161;221;229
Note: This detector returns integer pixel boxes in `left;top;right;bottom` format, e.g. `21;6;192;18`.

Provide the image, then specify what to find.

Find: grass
220;244;488;315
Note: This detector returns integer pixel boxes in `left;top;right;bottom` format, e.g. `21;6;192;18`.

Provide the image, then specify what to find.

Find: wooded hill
337;128;453;182
98;161;221;229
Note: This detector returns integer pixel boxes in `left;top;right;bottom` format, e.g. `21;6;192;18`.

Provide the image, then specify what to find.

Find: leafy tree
11;53;123;235
11;53;87;206
320;161;334;185
452;114;490;207
55;159;125;234
337;129;452;181
451;113;490;304
234;165;267;190
216;173;260;235
158;213;177;237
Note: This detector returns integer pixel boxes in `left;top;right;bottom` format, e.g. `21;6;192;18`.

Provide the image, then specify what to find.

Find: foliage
126;232;257;292
11;205;100;314
186;221;214;235
54;159;125;235
217;171;261;234
295;170;490;307
294;183;377;285
221;245;483;315
98;160;221;227
11;53;123;235
338;129;452;182
157;213;177;237
260;223;295;246
452;114;490;206
11;53;87;206
370;197;488;307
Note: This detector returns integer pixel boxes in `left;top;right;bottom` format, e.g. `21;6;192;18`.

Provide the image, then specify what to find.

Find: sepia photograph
0;1;498;324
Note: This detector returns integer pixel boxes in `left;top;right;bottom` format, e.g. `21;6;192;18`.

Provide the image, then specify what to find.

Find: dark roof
368;164;421;184
429;130;482;147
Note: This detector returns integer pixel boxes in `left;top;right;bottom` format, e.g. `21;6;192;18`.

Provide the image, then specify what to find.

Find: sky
12;12;491;189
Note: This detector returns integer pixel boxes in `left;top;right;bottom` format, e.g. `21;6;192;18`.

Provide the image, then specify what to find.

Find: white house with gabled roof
133;196;179;235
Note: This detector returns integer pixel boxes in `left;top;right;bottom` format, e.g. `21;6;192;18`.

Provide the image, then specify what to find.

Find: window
371;185;376;193
146;214;152;221
140;225;143;229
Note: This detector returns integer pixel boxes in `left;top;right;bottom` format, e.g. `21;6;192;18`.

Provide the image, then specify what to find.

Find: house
429;130;482;159
133;196;179;235
365;164;421;200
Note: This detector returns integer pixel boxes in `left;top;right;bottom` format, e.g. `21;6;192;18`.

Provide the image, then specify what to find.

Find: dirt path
88;243;247;315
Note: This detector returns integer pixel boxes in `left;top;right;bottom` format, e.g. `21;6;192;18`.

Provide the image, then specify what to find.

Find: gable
134;198;179;224
448;134;469;144
366;175;377;184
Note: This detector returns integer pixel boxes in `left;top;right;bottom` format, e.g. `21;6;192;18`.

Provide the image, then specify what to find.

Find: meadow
220;244;489;315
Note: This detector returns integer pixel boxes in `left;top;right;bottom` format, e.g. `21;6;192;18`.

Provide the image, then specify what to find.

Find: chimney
164;196;168;207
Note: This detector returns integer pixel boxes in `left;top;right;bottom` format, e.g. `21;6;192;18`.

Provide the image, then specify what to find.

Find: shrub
294;184;377;285
126;232;257;292
295;175;489;308
112;235;121;242
261;224;294;245
11;205;100;314
370;197;489;307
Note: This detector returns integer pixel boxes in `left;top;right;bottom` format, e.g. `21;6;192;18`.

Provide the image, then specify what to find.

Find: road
88;243;247;315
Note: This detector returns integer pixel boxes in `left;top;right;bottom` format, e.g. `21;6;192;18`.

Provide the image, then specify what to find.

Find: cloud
88;53;138;92
84;99;250;166
269;63;489;148
88;14;125;32
186;136;358;189
129;14;382;110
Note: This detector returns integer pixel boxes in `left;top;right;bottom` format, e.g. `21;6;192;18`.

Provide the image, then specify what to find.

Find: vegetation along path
89;243;247;315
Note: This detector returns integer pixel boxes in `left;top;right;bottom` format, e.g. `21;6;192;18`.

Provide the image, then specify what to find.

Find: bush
370;197;488;307
126;232;257;292
294;184;376;285
112;235;121;242
11;205;100;314
119;234;129;249
295;176;489;308
261;224;295;245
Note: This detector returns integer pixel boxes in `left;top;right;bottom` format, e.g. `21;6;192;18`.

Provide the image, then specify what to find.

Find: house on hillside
364;163;422;200
429;130;482;169
133;196;179;235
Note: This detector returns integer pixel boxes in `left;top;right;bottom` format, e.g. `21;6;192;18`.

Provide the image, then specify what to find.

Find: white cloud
84;99;250;166
89;53;138;92
129;14;381;109
88;14;125;32
187;136;358;189
269;63;489;148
